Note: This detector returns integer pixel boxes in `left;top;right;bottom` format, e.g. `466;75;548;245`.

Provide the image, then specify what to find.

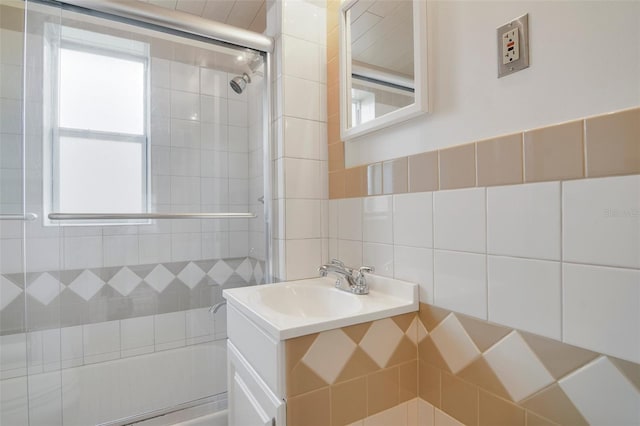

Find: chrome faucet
319;259;374;295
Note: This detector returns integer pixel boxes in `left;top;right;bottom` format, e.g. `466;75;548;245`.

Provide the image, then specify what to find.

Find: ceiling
349;0;414;78
137;0;267;33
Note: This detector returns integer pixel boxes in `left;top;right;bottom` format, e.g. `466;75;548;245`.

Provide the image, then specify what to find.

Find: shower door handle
0;213;38;221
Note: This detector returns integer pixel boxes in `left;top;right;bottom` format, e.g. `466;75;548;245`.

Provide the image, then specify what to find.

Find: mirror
340;0;428;140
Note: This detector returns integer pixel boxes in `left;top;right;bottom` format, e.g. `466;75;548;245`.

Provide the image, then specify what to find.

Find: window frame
45;27;151;226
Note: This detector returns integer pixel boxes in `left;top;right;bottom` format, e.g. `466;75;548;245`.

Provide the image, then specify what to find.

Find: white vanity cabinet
227;304;286;426
224;275;418;426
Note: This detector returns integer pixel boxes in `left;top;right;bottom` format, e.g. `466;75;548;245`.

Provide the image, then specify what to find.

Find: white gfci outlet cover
497;14;529;78
502;27;519;65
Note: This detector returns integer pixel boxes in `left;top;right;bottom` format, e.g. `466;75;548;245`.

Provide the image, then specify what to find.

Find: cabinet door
228;341;283;426
231;373;273;426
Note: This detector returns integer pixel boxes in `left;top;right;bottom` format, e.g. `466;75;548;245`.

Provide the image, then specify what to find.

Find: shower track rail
48;212;256;220
0;213;38;221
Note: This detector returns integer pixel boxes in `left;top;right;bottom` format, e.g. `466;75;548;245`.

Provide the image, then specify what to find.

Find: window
46;27;149;223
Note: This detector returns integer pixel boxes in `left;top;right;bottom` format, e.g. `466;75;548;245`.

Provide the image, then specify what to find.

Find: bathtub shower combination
0;1;272;424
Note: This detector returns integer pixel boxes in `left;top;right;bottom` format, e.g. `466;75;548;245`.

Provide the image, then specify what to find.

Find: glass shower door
3;0;270;424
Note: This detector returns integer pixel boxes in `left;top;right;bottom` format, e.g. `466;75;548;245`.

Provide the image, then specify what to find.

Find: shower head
230;73;251;94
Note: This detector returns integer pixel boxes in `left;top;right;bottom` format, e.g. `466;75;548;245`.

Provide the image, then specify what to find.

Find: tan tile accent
327;57;340;93
329;169;346;199
328;114;341;144
457;357;511;400
523;120;584;182
408;151;439;192
286;333;319;373
327;83;340;119
331;377;367;426
334;347;379;383
519;331;599;380
439;143;476;190
520;384;588;426
0;4;24;32
418;336;450;372
367;367;400;415
608;356;640;392
327;27;339;60
288;362;329;397
441;372;478;426
476;134;523;186
419;360;441;408
367;163;383;195
329;142;345;172
326;0;340;33
479;390;525;426
383;158;408;194
287;387;331;426
392;312;417;332
399;360;418;403
456;314;512;352
387;336;417;367
418;303;450;332
342;322;372;344
526;411;560;426
345;166;367;198
585;108;640;177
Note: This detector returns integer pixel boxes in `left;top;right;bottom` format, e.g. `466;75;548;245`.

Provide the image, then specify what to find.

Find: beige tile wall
417;303;640;426
285;313;418;426
285;302;640;425
327;107;640;199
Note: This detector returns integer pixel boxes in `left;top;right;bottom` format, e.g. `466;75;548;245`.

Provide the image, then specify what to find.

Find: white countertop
223;274;418;340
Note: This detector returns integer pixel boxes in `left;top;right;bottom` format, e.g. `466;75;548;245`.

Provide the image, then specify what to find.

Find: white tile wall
283;117;326;160
285;238;323;280
283;75;326;122
563;175;640;268
434;188;486;253
281;34;326;83
327;173;639;363
487;182;561;260
83;321;120;364
563;263;640;363
121;316;154;358
393;192;433;248
285;199;322;239
394;246;434;304
363;242;394;277
488;256;562;339
434;250;487;319
363;196;393;244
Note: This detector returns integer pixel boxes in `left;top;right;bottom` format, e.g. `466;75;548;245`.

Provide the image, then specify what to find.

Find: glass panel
0;1;30;425
59;48;145;134
58;137;144;213
13;0;271;424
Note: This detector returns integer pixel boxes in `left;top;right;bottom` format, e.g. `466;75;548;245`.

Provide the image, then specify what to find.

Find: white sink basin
256;282;363;318
223;275;418;340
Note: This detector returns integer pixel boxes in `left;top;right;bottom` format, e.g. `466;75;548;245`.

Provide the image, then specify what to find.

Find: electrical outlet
502;27;519;64
497;14;529;78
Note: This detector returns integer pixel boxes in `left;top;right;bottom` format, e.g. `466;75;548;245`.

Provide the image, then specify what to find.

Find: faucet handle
358;266;374;274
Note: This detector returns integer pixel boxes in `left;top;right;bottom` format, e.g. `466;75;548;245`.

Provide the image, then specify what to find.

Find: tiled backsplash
329;174;640;364
417;304;640;426
0;257;265;335
328;107;639;199
285;314;418;426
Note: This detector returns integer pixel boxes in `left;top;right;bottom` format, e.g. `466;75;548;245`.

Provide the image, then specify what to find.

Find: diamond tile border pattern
0;257;266;335
417;303;640;426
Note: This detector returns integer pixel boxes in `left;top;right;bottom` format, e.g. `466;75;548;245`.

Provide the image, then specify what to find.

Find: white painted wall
345;0;640;166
